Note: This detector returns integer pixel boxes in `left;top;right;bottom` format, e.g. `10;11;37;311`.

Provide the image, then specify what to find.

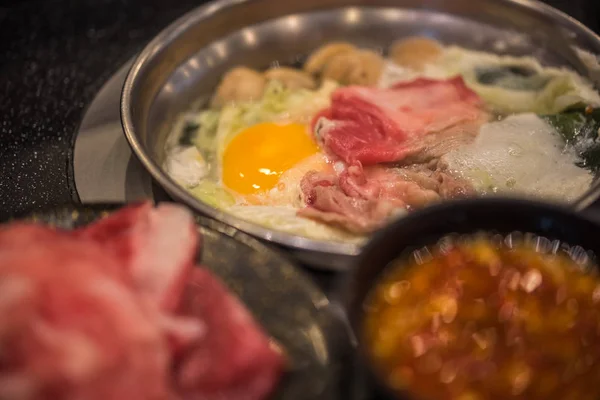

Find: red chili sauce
363;234;600;400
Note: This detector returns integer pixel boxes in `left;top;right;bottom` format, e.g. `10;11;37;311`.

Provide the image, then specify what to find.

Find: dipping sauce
363;234;600;400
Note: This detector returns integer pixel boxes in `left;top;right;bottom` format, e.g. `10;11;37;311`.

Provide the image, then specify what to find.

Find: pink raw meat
75;202;199;312
313;77;487;165
299;163;473;233
0;229;173;400
74;202;205;353
175;268;284;400
0;203;284;400
299;164;434;232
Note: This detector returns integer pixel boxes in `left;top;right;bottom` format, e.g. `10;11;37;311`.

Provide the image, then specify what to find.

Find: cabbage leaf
188;180;236;209
226;205;365;243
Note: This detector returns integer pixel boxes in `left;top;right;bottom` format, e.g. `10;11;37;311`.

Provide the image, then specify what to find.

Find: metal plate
6;204;361;400
72;60;157;204
122;0;600;270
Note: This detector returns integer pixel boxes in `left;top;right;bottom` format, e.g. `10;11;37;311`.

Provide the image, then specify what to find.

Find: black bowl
342;197;600;400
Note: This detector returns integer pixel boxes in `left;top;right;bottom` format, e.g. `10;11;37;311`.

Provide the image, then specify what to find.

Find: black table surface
1;0;600;292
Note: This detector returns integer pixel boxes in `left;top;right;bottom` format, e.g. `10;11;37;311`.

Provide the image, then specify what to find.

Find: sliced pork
399;164;476;200
175;268;284;400
312;77;488;165
299;163;474;234
299;169;405;233
0;202;284;400
0;226;173;400
75;202;199;312
397;120;486;165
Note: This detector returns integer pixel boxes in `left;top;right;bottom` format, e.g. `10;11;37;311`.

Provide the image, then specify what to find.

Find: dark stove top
0;0;203;217
1;0;599;232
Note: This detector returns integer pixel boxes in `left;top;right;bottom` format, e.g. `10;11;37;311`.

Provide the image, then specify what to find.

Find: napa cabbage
226;205;365;243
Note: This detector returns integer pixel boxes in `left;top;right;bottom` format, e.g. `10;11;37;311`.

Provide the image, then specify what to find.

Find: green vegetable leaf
188;110;221;167
188;180;235;208
179;122;199;146
475;65;549;91
543;105;600;173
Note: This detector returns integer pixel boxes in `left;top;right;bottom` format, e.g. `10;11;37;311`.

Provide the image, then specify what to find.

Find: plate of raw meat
0;202;356;400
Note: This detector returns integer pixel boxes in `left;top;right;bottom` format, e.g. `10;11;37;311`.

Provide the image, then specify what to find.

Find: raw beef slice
312;77;488;165
75;202;199;312
0;228;172;400
0;202;284;400
299;163;474;233
175;268;284;400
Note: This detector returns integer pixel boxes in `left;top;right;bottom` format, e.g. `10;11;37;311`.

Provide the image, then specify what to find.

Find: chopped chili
363;234;600;400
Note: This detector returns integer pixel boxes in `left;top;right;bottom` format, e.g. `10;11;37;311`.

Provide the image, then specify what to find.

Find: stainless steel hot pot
121;0;600;270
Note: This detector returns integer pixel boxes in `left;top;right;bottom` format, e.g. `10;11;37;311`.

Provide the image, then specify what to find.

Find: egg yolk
222;122;319;195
